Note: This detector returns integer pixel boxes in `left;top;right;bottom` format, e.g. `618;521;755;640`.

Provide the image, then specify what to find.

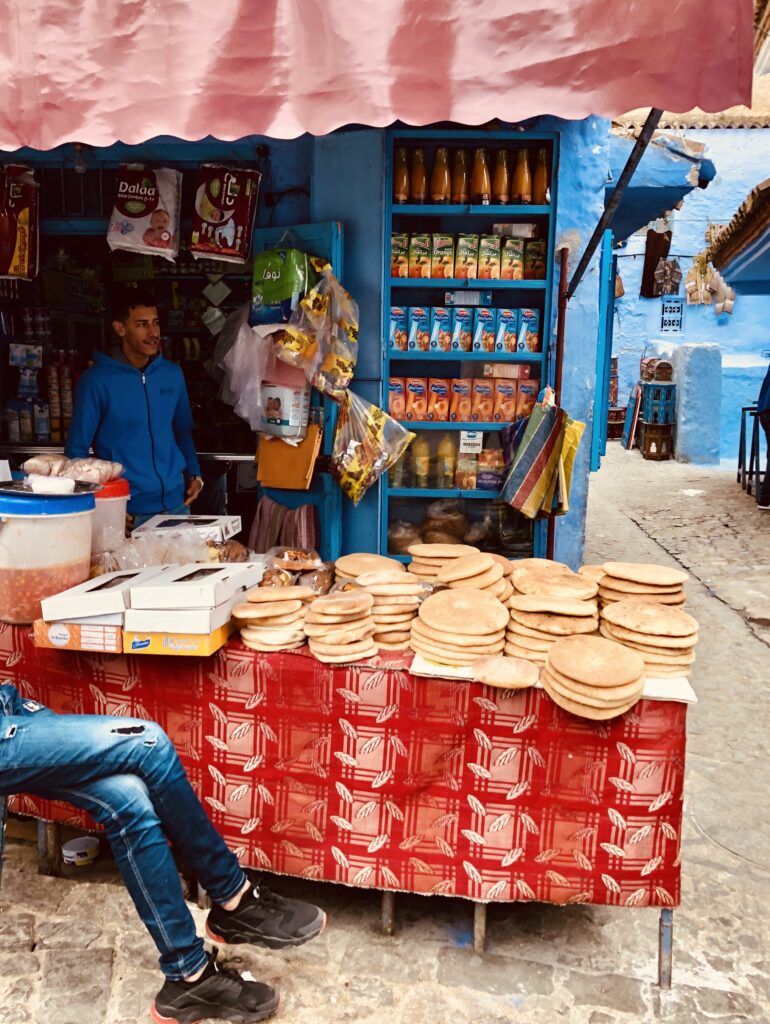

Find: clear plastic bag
215;303;275;431
332;391;415;506
249;248;316;326
267;545;324;572
387;521;423;554
298;563;335;594
277;266;359;399
110;528;211;570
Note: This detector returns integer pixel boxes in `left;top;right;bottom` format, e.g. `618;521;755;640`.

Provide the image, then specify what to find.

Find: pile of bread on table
230;543;697;721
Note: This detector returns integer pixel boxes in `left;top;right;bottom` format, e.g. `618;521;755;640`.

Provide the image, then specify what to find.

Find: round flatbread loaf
375;638;411;651
541;674;639;720
312;646;379;664
602;562;688;587
472;656;538;689
512;558;572;575
233;600;303;620
505;629;554;652
356;570;414;587
372;609;417;621
544;662;644;703
373;629;410;642
408;554;448;567
503;641;547;663
547;634;645;688
506;621;560;642
499;579;514;603
240;626;305;645
484;578;507;600
303;621;375;644
408;543;480;559
241;637;306;653
437;552;495;583
488;553;513;577
411;619;505;647
509;595;598;617
541;668;640;710
336;554;405;579
510;610;599;636
448;564;504;591
599;621;696;652
409;639;491;665
411;635;506;659
364;582;427;597
372;619;415;634
373;595;420;607
246;586;315;604
599;587;684;606
600;575;684;595
601;599;698;638
310;591;374;616
514;572;599;601
309;636;377;657
305;608;372;624
418;588;508;636
578;564;606;584
644;665;692;677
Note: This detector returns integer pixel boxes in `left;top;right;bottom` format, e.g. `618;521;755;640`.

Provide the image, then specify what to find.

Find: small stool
642;422;674;461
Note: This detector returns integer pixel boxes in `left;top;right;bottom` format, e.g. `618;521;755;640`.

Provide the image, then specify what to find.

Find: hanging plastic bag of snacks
249;248;316;326
331;390;415;506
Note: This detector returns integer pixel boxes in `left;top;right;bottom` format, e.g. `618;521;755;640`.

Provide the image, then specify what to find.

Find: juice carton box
431;234;455;279
388;378;406;419
501;237;525;280
477;235;501;280
471;379;495;422
390;233;409;278
517;308;542;352
427;379;451;421
408;306;431;352
430;307;454;352
404;378;428;421
493;379;517;422
408;233;431;278
495;308;519;353
389;306;408;351
472;307;497;353
516;380;541;419
455;234;479;279
482;362;531;380
449;379;472;422
524;239;547;280
451;307;473;351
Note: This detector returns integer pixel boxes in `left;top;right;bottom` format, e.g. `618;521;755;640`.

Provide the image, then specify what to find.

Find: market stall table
0;625;685;984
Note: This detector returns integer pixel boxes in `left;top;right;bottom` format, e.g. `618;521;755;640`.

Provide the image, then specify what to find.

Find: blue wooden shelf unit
380;128;558;560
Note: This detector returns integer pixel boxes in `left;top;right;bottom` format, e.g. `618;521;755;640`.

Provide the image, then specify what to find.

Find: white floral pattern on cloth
1;627;684;907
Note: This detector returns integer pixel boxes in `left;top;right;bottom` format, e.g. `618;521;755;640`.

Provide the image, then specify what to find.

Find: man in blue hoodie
66;287;203;526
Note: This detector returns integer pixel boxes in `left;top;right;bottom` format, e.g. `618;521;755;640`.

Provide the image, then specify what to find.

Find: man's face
114;305;161;363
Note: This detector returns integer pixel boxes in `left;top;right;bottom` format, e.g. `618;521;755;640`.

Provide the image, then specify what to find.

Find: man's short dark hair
110;285;159;323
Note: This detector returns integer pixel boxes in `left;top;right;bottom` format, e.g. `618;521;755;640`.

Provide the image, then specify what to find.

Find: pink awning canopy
0;0;753;152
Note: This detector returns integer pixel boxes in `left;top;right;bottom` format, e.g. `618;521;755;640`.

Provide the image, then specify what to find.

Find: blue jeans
131;503;190;530
0;684;246;979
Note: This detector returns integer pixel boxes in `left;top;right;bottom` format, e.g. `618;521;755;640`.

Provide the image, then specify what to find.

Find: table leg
748;414;760;497
473;903;487;954
37;820;62;877
738;411;747;486
658;907;673;989
381;890;395;936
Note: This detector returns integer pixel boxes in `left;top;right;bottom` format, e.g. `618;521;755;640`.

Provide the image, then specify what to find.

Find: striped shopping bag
500;404;568;518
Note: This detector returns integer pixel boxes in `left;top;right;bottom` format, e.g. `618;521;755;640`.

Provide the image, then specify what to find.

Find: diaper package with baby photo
107;165;182;262
190;165;261;264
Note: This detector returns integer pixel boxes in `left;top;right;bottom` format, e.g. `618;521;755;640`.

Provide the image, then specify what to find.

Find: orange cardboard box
408;234;431;278
427;379;451;421
449;379;472;422
388;378;406;419
33;619;123;654
516;380;540;418
404;378;428;420
493;379;517;422
471;379;495;422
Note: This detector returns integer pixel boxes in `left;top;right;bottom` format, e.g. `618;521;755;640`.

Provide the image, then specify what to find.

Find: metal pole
567;108;663;300
547;246;570;560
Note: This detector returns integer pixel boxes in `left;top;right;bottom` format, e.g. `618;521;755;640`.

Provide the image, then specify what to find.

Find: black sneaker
150;948;279;1024
206;872;326;950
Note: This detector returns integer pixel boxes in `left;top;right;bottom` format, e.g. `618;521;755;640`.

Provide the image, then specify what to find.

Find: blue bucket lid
0;491;95;516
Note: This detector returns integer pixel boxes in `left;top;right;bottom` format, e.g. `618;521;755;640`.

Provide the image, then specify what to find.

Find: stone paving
0;442;769;1024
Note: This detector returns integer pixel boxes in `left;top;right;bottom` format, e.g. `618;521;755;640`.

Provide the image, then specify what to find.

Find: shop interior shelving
380;128;558;562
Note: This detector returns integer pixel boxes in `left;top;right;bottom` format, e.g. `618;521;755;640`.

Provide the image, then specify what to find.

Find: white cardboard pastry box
128;562;263;610
133;514;241;544
40;567;171;622
124;576;256;634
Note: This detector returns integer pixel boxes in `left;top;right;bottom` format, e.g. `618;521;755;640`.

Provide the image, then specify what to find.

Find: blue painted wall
611;128;770;464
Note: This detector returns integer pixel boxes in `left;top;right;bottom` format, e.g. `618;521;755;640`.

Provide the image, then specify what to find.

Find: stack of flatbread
505;593;599;664
592;562;688;609
599;599;698;677
406;543;480;581
354;571;426;652
542;634;646;720
435;552;514;602
472;655;539;690
304;591;378;663
410;588;509;666
335;552;406;583
511;559;598;600
234;586;315;652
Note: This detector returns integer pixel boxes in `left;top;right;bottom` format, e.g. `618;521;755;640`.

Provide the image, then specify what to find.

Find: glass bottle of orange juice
436;434;457;488
431;147;451;204
511;149;532;204
533;148;549;204
493;150;510;205
410;149;428;204
393;147;410;204
452;150;469;204
471;148;491;205
412;433;431;487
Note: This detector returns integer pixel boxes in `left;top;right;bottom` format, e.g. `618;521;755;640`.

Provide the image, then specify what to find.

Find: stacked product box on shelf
388;376;540;423
390;232;545;281
390;305;542;354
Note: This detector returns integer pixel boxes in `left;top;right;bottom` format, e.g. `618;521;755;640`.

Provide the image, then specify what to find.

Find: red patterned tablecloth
1;625;684;908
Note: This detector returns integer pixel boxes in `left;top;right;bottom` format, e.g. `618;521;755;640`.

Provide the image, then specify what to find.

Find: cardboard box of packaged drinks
33;619;123;654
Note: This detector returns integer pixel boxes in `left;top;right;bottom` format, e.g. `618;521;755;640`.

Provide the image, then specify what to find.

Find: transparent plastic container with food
0;491;95;624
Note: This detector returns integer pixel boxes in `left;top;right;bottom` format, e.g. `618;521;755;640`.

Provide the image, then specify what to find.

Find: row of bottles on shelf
4;348;76;444
389;431;508;492
394;147;550;206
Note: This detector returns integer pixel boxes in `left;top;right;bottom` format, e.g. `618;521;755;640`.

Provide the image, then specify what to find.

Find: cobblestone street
0;442;768;1024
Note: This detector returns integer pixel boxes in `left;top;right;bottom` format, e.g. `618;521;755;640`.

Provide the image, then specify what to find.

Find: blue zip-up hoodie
65;351;201;515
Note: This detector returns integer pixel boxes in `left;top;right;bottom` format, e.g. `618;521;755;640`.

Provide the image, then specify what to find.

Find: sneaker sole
206;910;327;950
150;992;280;1024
